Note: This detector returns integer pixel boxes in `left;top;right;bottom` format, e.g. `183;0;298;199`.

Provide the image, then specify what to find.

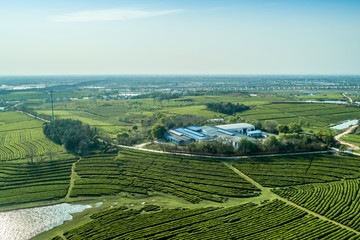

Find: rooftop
217;123;255;130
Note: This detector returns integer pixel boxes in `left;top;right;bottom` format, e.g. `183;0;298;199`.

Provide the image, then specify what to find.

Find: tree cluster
205;102;250;115
277;123;302;134
43;119;98;155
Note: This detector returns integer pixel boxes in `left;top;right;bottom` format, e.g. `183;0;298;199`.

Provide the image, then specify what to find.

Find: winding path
343;92;353;103
335;124;360;151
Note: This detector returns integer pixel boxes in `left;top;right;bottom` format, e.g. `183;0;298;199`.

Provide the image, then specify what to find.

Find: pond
0;203;91;240
330;120;359;130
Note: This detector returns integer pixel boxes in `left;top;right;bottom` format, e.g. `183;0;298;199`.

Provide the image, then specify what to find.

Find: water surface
330;120;359;130
0;203;90;240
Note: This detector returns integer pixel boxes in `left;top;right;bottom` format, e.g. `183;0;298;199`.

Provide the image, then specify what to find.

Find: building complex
165;123;267;148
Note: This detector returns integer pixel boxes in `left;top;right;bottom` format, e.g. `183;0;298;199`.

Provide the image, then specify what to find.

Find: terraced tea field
55;200;359;240
341;134;360;148
233;154;360;187
275;179;360;231
0;129;63;161
0;112;64;161
71;149;260;203
0;158;75;206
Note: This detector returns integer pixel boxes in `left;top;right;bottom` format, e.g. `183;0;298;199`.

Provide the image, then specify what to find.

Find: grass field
297;93;347;101
239;103;359;127
36;110;114;126
0;111;43;131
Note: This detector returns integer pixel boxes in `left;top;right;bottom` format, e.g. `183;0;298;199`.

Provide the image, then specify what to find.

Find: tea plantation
70;149;261;203
55;200;359;240
0;112;64;161
233;154;360;187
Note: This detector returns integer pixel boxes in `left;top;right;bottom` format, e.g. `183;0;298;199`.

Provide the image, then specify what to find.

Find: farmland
0;112;64;161
71;149;260;203
297;92;347;101
55;200;359;240
0;158;75;207
239;103;359;127
341;134;360;147
26;91;360;138
275;179;360;231
35;149;360;239
1;80;360;239
233;154;360;187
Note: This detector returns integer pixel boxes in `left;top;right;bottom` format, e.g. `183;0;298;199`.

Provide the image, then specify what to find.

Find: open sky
0;0;359;75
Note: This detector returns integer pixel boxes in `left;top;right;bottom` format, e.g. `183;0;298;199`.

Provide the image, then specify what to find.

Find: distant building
247;130;265;137
165;123;266;148
217;123;256;134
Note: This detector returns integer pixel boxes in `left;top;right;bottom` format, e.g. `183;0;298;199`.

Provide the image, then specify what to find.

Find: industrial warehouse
165;123;268;148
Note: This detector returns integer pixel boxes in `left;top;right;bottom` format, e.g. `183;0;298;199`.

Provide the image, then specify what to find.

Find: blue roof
175;128;205;140
187;126;202;132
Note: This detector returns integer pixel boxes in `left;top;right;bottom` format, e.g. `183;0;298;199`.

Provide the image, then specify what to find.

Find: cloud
51;8;183;22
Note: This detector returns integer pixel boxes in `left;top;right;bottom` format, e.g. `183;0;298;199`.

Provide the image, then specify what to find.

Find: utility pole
50;91;55;124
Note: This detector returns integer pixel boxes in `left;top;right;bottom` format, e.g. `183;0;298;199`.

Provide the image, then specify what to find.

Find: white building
216;123;255;134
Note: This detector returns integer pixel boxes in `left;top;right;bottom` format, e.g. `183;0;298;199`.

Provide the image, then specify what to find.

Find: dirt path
335;125;358;141
224;161;360;235
134;142;150;148
335;124;360;151
65;160;79;200
343;92;353;103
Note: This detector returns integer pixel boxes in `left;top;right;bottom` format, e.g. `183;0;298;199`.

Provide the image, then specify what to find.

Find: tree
314;129;336;146
263;136;280;152
339;144;348;152
151;123;167;139
289;123;302;133
264;120;279;133
43;119;98;155
239;138;258;154
205;102;250;115
277;124;289;133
